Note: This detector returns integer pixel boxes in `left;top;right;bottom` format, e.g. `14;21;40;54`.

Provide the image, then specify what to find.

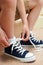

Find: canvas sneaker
21;32;43;48
4;38;36;62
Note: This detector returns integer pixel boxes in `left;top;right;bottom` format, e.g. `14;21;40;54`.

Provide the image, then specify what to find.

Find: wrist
23;20;28;25
23;21;28;26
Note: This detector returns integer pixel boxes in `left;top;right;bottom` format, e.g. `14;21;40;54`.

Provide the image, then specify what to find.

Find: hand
21;23;30;41
0;27;10;48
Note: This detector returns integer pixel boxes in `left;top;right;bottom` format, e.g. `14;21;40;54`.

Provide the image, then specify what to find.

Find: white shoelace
10;38;26;55
30;32;40;43
30;32;42;51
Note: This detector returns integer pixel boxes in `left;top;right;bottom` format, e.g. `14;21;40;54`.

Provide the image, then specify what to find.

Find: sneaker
21;32;43;48
4;38;36;62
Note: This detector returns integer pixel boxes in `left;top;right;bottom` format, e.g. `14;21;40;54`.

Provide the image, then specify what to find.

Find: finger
2;39;10;47
23;35;29;41
22;31;25;39
0;42;6;48
23;32;29;41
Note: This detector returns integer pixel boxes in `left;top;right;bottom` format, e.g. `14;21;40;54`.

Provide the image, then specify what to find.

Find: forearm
17;0;28;24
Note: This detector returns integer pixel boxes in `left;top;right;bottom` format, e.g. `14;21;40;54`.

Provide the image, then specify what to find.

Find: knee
3;0;16;8
37;0;43;6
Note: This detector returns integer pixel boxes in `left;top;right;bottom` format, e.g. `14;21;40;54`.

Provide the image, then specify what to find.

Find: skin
0;0;29;47
17;0;29;41
0;0;17;47
0;0;43;48
27;0;43;30
0;27;9;47
17;0;43;39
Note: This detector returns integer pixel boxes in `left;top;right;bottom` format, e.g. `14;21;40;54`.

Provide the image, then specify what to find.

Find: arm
17;0;30;41
17;0;27;24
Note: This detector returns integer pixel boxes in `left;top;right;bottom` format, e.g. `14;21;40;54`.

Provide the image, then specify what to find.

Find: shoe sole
30;39;43;48
21;44;43;48
4;53;36;63
21;39;43;48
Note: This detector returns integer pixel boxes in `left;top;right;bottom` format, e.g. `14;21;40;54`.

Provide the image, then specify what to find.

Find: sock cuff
30;31;32;34
8;37;16;44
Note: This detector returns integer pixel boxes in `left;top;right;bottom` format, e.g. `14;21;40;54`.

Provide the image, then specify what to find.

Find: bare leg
0;0;17;38
17;0;42;31
17;0;28;24
27;0;43;30
17;0;30;41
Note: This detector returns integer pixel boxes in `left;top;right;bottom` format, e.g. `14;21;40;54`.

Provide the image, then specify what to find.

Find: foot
21;32;43;48
4;37;36;62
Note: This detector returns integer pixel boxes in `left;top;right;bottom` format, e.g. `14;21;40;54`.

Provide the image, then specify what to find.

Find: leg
0;0;36;62
17;0;28;24
27;0;43;30
21;0;43;47
17;0;30;41
0;0;17;38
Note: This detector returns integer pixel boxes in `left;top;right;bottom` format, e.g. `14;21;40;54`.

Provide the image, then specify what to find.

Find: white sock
8;37;16;45
30;31;33;34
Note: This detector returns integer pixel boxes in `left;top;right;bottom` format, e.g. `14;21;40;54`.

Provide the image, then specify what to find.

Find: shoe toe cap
25;52;34;58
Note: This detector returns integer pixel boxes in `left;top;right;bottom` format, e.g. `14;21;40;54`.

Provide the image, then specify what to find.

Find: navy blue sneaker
4;38;36;62
21;32;43;48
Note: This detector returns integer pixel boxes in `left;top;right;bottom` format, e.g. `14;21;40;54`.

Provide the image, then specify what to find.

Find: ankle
8;37;16;44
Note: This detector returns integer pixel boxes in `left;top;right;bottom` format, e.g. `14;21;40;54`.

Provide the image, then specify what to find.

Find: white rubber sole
21;39;43;48
22;44;43;48
4;53;36;63
29;39;43;48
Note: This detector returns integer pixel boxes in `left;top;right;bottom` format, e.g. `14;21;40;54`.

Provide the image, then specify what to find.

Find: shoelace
30;33;40;43
30;33;42;51
11;38;26;55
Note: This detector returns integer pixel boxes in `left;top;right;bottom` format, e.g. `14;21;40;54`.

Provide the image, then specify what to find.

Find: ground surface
0;8;43;65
